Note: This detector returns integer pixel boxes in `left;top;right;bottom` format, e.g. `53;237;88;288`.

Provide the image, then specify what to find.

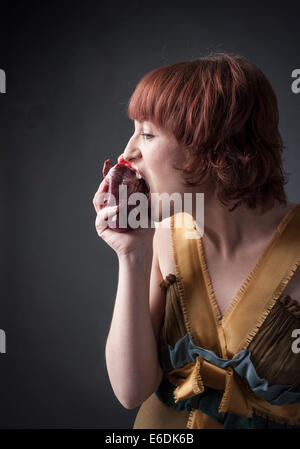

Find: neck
189;187;292;258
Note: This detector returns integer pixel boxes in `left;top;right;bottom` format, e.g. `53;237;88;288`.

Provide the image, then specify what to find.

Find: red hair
126;52;288;212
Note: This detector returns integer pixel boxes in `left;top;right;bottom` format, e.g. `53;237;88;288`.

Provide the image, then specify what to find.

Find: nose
123;136;142;162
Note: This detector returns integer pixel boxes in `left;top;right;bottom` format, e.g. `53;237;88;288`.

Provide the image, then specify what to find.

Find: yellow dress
133;204;300;429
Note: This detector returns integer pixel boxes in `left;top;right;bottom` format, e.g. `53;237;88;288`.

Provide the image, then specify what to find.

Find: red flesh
100;153;150;232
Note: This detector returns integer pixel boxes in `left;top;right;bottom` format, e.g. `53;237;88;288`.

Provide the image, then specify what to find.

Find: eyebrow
135;120;153;126
134;119;156;130
134;120;146;128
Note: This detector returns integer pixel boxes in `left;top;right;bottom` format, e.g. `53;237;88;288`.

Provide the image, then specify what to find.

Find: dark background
0;0;299;429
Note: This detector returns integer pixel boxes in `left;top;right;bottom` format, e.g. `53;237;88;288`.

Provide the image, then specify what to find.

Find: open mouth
133;168;150;190
118;155;150;191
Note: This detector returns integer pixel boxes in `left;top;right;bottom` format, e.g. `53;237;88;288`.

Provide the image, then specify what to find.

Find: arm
105;230;165;409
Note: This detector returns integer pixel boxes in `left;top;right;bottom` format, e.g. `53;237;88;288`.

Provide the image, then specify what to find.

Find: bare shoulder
153;217;176;280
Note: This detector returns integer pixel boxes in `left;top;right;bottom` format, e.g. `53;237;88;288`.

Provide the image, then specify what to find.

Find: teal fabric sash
155;333;300;428
158;333;300;405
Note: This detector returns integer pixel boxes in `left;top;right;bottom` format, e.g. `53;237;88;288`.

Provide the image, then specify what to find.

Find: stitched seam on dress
238;258;300;352
197;236;222;323
218;367;234;414
196;235;228;357
186;409;196;428
222;204;299;324
170;213;195;343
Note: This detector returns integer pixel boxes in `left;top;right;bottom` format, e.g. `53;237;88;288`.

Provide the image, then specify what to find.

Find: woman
93;53;300;428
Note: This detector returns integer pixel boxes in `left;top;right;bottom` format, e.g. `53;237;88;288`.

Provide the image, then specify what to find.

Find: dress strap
171;205;300;358
171;212;224;356
224;203;300;356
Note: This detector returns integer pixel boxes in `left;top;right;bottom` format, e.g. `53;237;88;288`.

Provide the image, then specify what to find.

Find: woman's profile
93;52;300;429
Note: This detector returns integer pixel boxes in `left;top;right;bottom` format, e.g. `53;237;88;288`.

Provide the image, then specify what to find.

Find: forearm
105;251;163;409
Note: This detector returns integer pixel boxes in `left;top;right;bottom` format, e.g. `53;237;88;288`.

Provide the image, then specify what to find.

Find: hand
93;175;155;259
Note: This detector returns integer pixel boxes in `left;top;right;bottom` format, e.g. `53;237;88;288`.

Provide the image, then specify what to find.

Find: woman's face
123;120;187;196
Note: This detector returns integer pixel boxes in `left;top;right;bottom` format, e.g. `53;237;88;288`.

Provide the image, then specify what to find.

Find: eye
141;133;154;140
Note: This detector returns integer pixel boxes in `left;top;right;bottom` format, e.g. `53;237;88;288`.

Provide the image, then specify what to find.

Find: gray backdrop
0;0;299;429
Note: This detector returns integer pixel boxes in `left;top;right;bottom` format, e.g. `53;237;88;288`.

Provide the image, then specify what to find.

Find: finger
93;184;111;213
95;205;119;231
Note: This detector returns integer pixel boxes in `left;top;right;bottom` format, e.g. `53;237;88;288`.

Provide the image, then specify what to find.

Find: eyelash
141;133;154;140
